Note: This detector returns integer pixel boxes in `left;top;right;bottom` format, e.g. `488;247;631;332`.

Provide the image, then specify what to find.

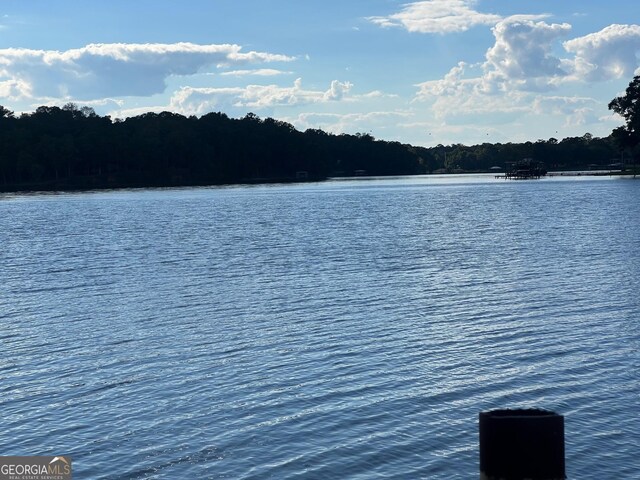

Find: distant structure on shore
498;158;547;180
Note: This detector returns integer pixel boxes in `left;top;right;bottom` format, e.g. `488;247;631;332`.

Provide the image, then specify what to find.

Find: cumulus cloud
158;78;354;117
414;61;474;98
0;79;31;99
370;6;638;140
412;17;623;127
563;24;640;81
0;42;295;101
419;19;640;98
413;61;530;123
413;19;640;128
367;0;502;34
412;20;584;127
485;19;571;82
324;79;353;101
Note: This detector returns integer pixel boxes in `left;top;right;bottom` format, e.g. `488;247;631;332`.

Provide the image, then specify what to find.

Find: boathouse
499;158;547;179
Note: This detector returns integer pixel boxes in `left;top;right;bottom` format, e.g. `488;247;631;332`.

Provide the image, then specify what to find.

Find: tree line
0;101;632;192
0;105;425;191
413;133;621;174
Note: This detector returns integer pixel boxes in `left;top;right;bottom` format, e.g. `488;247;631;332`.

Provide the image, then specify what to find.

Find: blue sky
1;0;640;146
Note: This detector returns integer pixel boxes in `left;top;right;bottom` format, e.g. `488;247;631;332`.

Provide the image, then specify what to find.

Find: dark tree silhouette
608;75;640;174
0;103;624;192
609;75;640;149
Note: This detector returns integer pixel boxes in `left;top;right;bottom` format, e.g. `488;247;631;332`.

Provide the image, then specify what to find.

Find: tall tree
608;75;640;149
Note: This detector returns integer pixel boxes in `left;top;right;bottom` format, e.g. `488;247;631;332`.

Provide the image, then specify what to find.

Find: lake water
1;174;639;479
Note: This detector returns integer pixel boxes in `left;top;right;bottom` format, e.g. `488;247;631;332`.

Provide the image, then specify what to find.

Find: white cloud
414;61;474;98
370;2;640;137
531;95;600;126
484;19;571;82
431;85;530;125
107;83;404;138
0;42;295;101
115;78;355;117
414;20;640;109
0;79;31;99
531;95;597;115
108;104;170;119
411;19;606;129
285;111;412;136
367;0;502;34
323;79;352;101
164;86;245;116
563;24;640;81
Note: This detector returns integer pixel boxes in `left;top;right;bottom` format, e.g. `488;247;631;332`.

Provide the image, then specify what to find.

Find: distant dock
495;171;544;180
495;158;546;180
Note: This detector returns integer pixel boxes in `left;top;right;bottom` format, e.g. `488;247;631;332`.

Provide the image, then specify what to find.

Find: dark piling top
479;408;565;480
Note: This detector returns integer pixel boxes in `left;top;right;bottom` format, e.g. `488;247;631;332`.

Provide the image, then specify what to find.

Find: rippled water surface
1;174;639;479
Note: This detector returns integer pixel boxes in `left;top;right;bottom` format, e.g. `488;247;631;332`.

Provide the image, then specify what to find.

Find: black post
479;408;565;480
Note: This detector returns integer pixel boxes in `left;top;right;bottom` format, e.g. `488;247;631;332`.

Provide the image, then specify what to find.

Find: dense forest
0;103;631;192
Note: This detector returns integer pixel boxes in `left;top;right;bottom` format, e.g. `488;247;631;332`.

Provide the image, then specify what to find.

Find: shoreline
1;170;637;195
